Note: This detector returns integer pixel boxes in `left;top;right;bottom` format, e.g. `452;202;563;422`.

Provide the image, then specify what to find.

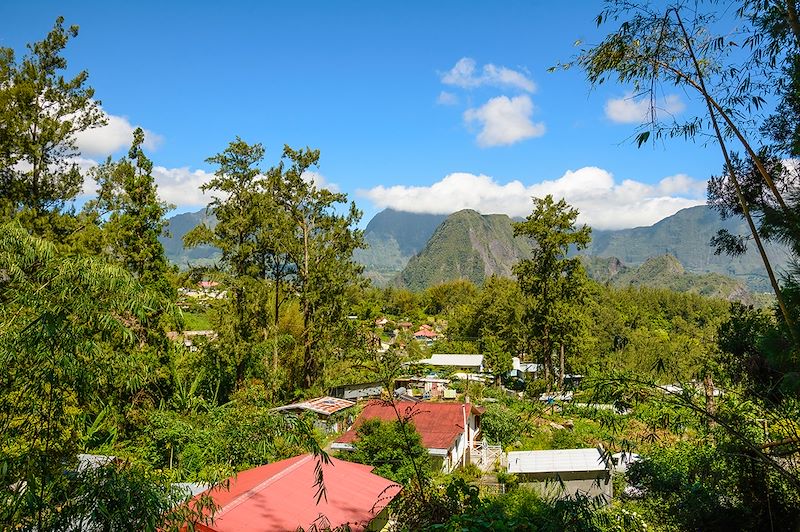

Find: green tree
571;0;800;343
0;17;105;236
267;145;365;389
513;195;591;388
0;223;168;529
88;128;172;291
345;418;429;484
184;139;273;391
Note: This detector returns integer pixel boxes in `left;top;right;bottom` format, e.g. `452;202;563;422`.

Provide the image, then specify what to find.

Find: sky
1;0;737;229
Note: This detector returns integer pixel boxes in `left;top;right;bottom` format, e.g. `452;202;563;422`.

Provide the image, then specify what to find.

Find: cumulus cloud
78;159;213;208
437;91;459;105
605;92;686;124
464;95;545;147
441;57;536;92
74;107;163;157
77;162;341;211
358;168;706;230
302;170;340;193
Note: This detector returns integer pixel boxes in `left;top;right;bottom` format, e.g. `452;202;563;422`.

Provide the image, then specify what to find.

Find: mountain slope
160;208;219;267
580;205;789;291
397;209;531;290
598;254;751;302
354;209;447;285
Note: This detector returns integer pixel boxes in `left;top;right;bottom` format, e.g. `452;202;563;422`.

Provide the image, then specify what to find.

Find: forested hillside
354;208;446;285
397;209;531;290
580;205;790;292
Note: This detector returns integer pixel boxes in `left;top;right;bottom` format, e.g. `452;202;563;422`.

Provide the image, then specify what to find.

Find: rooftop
273;396;356;416
507;448;609;474
335;401;484;451
417;354;484;368
195;454;400;532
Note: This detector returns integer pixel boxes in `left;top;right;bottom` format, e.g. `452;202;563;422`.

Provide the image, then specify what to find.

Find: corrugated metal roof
418;354;484;367
507;448;609;474
195;454;401;532
336;401;482;451
273;396;355;416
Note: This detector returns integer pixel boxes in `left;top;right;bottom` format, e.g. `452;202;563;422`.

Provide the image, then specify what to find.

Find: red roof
336;401;483;451
194;454;400;532
414;329;438;338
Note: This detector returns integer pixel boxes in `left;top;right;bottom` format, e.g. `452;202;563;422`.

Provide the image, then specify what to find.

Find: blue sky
2;1;733;229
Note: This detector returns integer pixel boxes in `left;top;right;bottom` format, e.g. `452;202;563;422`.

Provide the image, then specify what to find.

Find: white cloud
441;57;536;92
358;168;706;230
464;95;545;147
152;166;216;207
78;163;342;211
605;92;686;124
74;107;163;157
437;91;459;105
302;170;340;193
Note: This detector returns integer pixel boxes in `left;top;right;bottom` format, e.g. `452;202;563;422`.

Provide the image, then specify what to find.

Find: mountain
354;209;447;285
578;205;790;292
160;208;219;267
582;254;751;302
397;209;531;290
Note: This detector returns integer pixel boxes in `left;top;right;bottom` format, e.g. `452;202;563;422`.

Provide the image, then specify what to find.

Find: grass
183;311;212;331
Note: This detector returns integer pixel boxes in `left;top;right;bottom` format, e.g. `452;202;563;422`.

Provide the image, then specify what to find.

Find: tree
345;418;429;484
570;0;800;344
0;17;105;236
0;223;168;529
184;138;273;392
88;128;172;291
513;195;591;388
267;145;365;389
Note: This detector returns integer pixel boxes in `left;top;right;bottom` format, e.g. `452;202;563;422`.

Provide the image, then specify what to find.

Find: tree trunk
675;10;799;348
559;344;565;389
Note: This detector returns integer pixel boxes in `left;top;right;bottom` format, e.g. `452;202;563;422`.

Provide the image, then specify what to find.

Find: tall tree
267;145;365;389
184;139;271;391
513;195;591;387
88;128;172;291
571;0;800;344
0;17;105;236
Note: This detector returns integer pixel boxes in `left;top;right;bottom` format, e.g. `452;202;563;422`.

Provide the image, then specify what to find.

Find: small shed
272;396;355;432
506;448;612;500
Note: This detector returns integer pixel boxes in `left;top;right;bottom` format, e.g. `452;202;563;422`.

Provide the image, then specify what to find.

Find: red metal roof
194;454;400;532
413;329;438;338
335;401;483;451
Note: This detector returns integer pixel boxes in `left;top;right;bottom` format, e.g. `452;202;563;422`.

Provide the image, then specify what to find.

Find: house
333;401;484;473
508;356;542;379
272;396;355;432
416;353;485;373
506;448;612;500
329;381;385;401
192;454;401;532
393;376;451;399
375;317;389;327
413;327;439;344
